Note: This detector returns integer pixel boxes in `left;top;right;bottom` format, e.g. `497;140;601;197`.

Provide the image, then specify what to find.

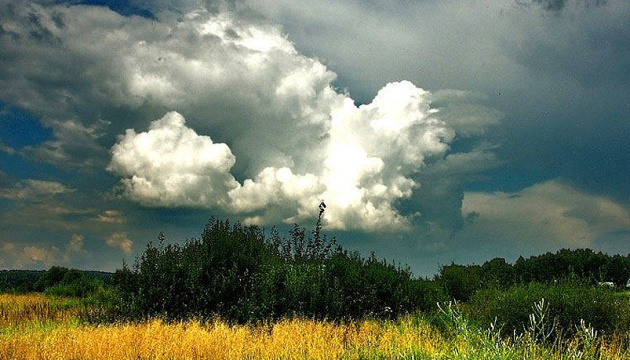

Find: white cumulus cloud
107;111;239;208
320;81;454;231
109;79;466;232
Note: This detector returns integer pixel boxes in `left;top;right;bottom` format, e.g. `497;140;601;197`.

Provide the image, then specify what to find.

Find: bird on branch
319;199;326;215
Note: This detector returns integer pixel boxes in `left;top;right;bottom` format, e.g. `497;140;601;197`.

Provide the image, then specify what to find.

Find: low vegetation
3;217;630;358
2;294;630;359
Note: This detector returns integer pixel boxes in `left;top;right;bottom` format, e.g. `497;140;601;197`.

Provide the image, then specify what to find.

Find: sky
1;0;629;277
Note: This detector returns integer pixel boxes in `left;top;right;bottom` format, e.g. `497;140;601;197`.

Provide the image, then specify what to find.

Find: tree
34;266;69;291
438;263;482;302
481;257;514;289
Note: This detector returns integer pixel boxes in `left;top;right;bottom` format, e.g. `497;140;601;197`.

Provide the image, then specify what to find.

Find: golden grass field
1;293;630;359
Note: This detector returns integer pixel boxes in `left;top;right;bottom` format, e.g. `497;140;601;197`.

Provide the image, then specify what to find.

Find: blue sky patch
0;103;53;150
55;0;153;18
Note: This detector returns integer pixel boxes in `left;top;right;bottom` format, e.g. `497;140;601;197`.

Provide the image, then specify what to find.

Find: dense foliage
465;280;630;338
436;250;630;339
0;270;42;293
112;218;444;322
436;249;630;302
108;216;630;338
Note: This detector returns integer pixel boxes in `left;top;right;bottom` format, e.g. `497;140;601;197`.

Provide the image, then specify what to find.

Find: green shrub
408;279;448;313
44;273;103;298
465;280;630;339
438;263;482;301
34;266;68;291
112;218;436;323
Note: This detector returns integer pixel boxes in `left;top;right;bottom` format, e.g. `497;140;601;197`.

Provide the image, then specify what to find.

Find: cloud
0;179;74;200
0;141;16;155
25;179;74;195
66;233;86;253
409;148;500;232
246;0;630;207
23;246;61;267
396;179;630;275
0;179;95;241
22;118;107;169
0;242;54;269
0;243;16;267
227;166;323;224
108;78;488;232
223;80;454;231
107;111;239;208
0;1;342;173
524;0;609;12
96;210;125;224
106;232;133;254
1;1;501;233
0;233;91;269
0;0;511;273
429;90;503;137
461;180;630;250
319;81;454;231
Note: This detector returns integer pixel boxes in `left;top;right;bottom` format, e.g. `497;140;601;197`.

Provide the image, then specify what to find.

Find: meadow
2;293;630;359
5;221;630;359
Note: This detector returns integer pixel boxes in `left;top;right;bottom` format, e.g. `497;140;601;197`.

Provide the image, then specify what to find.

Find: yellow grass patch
0;317;446;360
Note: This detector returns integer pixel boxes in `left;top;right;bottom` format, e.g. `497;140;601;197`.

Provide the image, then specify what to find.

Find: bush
44;270;103;298
408;279;448;313
465;280;630;339
112;218;434;323
32;267;104;298
34;266;68;291
438;263;482;302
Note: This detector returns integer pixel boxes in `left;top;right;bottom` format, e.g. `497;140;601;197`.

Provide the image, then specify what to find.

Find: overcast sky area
1;0;629;277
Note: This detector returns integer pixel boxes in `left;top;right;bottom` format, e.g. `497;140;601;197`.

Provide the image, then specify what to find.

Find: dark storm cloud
1;0;629;276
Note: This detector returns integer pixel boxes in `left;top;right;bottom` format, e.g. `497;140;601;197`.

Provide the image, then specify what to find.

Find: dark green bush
0;270;42;293
34;266;68;291
408;278;448;313
465;280;630;338
30;266;104;298
112;218;432;323
438;263;482;301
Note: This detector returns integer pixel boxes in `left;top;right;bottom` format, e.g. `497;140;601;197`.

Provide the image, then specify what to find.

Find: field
2;294;630;359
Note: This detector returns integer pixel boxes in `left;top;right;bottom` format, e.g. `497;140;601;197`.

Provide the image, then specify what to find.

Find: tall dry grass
2;294;630;359
0;317;446;359
4;316;630;359
0;293;86;331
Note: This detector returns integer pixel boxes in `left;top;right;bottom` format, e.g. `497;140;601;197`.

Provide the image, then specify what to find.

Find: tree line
439;248;630;302
0;267;111;296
